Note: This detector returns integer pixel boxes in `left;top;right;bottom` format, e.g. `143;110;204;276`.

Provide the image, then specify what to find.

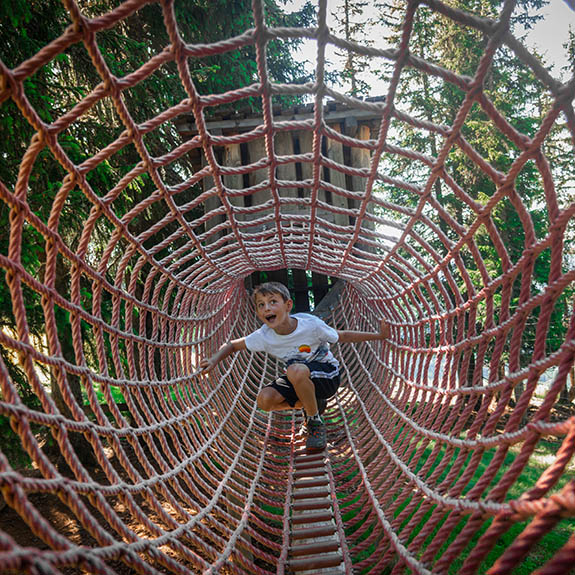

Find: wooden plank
293;487;330;500
349;123;370;185
294;452;325;465
175;104;384;134
324;123;350;227
312;279;345;321
292;498;331;511
291;510;334;525
291;540;340;556
291;525;336;540
293;467;326;479
275;131;298;216
293;477;329;489
246;136;269;223
222;142;244;208
289;552;343;572
202;141;224;243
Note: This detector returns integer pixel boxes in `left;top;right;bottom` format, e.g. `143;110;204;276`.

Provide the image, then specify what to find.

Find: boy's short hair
253;282;291;302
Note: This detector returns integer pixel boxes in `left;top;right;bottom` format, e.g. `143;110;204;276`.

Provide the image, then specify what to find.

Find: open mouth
265;314;277;323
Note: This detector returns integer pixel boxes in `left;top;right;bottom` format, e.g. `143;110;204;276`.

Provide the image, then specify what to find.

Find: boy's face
254;292;293;330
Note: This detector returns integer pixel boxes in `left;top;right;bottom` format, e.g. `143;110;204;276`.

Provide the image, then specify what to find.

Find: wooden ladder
287;445;347;574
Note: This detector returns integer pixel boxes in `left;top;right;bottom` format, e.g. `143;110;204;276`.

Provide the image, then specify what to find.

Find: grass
83;381;126;406
347;433;574;574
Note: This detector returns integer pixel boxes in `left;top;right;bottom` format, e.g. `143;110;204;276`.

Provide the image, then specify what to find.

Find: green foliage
173;0;314;103
0;0;315;467
375;0;572;370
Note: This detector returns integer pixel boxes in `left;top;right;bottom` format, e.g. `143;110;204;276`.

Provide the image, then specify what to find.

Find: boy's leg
257;365;334;450
285;363;327;451
285;363;320;417
257;385;295;412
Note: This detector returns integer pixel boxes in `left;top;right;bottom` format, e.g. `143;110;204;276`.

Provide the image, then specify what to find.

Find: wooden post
275;131;298;215
324;124;351;227
351;124;373;220
223;142;244;210
246;136;269;230
298;129;314;215
202;130;225;244
267;268;289;287
312;273;330;308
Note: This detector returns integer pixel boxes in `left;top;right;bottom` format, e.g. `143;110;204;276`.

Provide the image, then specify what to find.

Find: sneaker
306;417;327;451
298;399;327;436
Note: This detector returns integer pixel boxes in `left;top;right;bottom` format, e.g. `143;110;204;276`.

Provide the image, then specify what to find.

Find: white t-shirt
244;313;339;369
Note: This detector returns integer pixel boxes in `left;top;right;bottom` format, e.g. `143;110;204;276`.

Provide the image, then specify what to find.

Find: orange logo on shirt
299;345;311;353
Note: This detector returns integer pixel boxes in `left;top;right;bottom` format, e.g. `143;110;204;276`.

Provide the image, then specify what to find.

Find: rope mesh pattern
1;0;574;573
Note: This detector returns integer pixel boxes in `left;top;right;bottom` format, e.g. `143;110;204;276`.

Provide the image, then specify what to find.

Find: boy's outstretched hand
337;318;391;343
198;340;245;373
199;357;217;372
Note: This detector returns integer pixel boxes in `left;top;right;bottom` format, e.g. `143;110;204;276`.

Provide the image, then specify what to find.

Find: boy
200;282;390;451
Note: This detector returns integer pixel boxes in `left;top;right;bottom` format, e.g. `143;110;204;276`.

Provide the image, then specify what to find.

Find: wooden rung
291;525;337;540
294;462;326;473
294;453;325;465
289;552;343;571
292;566;346;575
293;468;326;479
291;511;333;525
292;498;331;511
291;539;340;557
294;477;328;488
293;487;330;500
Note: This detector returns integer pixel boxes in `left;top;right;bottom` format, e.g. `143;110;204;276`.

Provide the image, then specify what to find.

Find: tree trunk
50;254;96;468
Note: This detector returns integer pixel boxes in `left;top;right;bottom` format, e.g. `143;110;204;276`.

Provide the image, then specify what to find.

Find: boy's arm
200;338;247;372
337;318;390;343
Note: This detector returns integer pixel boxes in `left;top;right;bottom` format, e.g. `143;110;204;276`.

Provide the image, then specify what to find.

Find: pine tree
331;0;373;96
0;0;314;465
374;0;572;380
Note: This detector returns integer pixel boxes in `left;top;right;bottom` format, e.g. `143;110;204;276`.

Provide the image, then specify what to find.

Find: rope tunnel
1;0;575;573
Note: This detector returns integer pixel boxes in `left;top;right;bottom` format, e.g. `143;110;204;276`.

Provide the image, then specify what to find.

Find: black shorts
266;361;340;408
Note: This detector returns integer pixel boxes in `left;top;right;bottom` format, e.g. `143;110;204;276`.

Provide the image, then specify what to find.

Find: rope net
1;0;574;573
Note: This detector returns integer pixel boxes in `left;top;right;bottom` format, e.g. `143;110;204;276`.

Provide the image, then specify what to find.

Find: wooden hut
175;100;382;311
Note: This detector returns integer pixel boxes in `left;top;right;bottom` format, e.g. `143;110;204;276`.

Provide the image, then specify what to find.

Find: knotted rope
0;0;574;573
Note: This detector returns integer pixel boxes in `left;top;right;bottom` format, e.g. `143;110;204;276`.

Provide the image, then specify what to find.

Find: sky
521;0;574;75
284;0;575;84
